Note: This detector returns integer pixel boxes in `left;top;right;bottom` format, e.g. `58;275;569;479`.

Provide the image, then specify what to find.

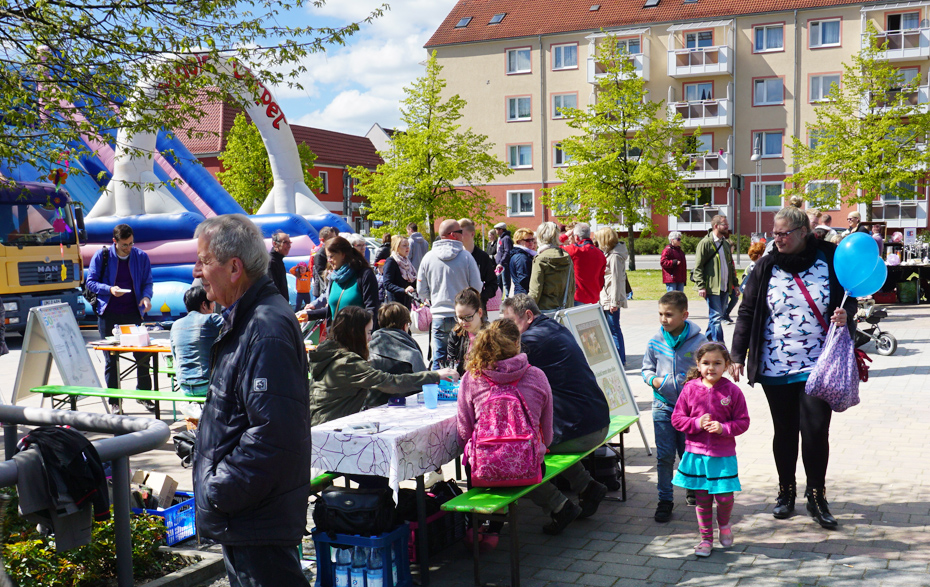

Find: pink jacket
671;378;750;457
456;353;553;454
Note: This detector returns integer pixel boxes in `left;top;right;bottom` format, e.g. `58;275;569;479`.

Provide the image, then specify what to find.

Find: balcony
681;151;729;180
869;199;927;227
669;204;731;232
587;49;650;83
863;27;930;61
865;84;930;113
667;46;733;78
670;98;732;128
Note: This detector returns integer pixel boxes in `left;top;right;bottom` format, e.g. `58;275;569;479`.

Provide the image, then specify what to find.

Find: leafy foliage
0;0;385;183
349;52;511;241
217;113;323;213
542;34;695;270
787;23;930;219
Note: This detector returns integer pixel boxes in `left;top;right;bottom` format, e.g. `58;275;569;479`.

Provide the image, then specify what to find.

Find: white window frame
810;74;841;102
683;82;714;102
754;24;785;52
810;19;841;48
508;144;533;169
507;96;532;122
887;11;920;31
806;180;841;210
616;37;642;55
552;43;578;70
553;143;572;167
507;190;535;217
751;181;785;211
506;48;532;74
754;130;784;158
552;93;577;119
754;77;784;105
318;171;328;194
685;30;714;49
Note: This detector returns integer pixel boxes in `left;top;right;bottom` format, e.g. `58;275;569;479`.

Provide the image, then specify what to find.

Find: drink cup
422;384;439;409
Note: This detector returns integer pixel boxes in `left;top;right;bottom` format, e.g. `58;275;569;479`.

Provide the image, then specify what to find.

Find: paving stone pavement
2;297;928;586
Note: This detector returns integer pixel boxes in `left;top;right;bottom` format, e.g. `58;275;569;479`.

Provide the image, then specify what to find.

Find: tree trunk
865;200;873;222
426;211;435;243
626;225;637;272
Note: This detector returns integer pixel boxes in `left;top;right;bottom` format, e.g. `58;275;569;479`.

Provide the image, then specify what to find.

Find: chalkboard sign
10;303;100;404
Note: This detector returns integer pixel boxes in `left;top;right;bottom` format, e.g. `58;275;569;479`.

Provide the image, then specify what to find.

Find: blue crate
131;491;195;546
312;523;412;587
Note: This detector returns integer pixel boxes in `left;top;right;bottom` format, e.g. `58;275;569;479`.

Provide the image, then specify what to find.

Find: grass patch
626;270;745;302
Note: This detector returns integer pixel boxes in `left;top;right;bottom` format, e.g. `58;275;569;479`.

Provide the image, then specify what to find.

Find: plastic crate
312;523;412;587
131;491;195;546
407;510;466;563
873;291;897;304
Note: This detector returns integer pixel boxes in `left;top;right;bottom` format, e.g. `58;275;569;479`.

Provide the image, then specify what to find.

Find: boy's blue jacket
641;319;707;406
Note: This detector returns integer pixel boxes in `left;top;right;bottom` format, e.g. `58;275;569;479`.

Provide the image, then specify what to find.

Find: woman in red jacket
660;232;688;292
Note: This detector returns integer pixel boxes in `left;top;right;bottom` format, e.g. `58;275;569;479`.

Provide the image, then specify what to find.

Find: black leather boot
806;488;838;529
773;483;796;519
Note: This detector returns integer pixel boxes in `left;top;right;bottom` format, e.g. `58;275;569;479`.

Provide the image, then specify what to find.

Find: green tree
787;23;930;219
349;52;510;241
217;113;323;214
0;0;385;181
542;34;695;270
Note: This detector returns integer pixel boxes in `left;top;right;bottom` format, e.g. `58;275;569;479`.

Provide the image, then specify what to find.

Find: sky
274;1;459;137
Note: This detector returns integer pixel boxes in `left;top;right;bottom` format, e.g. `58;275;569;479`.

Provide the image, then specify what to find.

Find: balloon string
841;292;849;307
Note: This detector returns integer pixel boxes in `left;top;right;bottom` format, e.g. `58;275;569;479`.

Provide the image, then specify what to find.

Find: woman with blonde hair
594;226;629;364
381;234;417;309
529;221;575;311
509;228;537;295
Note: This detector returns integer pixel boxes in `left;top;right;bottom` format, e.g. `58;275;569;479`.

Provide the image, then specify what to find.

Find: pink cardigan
456;353;553;453
671;378;750;457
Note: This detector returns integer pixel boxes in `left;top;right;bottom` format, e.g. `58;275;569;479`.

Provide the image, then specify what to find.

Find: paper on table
113;287;131;294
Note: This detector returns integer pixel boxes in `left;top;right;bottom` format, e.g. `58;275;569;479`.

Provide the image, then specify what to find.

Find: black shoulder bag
83;247;109;315
313;486;397;537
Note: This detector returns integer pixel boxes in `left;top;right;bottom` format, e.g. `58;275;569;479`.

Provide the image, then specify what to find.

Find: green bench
32;385;205;420
441;414;639;587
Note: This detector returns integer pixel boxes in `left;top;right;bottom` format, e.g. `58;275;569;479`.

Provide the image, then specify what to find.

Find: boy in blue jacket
642;291;707;522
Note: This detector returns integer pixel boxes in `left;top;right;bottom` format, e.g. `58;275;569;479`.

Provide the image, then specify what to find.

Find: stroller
855;299;897;356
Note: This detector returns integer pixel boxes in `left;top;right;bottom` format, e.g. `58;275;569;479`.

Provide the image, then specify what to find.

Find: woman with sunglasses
509;228;537;295
445;288;489;375
730;205;856;530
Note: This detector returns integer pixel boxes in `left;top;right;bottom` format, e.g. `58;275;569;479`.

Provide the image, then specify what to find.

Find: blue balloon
835;232;881;291
847;258;888;298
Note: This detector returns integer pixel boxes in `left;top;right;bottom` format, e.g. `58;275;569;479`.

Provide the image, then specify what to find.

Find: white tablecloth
311;402;461;497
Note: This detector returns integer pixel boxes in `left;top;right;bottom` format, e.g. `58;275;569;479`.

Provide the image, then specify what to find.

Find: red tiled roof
426;0;863;47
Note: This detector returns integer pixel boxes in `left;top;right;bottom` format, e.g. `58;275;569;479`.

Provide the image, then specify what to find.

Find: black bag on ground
313;487;396;537
582;446;622;492
172;429;196;468
82;247;109;315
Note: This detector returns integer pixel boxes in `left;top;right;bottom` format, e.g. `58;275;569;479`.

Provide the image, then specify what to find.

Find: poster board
555;304;639;419
904;227;917;245
11;303;101;404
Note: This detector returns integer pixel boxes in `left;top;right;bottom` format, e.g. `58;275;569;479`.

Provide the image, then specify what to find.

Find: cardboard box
120;325;150;347
131;470;179;509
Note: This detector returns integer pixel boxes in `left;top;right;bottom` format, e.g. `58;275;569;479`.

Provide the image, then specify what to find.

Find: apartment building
425;0;929;237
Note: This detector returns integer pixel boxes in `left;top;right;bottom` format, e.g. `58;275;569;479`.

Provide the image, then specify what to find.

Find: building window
898;67;920;88
507;96;532;121
887;12;920;31
507;190;535;216
753;130;784;158
506;47;532;74
553;143;572;167
685;31;714;48
810;74;841;102
754;77;784;105
617;37;641;54
508;144;533;168
552;43;578;70
810;19;841;48
552;93;578;118
686;134;713;153
455;16;472;28
881;180;919;201
683;82;713;101
318;171;328;194
754;24;785;52
806;181;840;210
751;181;785;211
687;186;713;206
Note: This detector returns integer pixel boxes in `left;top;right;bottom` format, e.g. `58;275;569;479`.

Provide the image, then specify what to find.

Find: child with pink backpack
456;319;553;545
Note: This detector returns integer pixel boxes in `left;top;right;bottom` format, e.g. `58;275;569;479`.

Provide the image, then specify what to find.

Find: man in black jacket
268;229;291;299
193;215;311;587
494;222;514;297
459;218;498;311
501;294;610;535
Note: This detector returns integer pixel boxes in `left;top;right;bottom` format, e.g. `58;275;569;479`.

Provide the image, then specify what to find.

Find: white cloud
292;88;404;136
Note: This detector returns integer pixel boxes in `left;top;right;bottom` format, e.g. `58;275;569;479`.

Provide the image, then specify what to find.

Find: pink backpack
465;376;543;487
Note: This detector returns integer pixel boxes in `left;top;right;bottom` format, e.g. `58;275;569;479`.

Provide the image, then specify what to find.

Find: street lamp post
750;134;763;236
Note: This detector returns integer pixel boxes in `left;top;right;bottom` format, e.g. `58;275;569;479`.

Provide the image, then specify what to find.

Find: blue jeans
653;400;686;502
666;282;685;292
605;307;626;364
705;292;729;343
430;316;457;370
723;289;739;320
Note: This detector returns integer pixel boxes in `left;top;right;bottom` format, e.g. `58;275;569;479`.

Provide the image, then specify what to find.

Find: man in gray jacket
407;222;429;271
417;219;482;369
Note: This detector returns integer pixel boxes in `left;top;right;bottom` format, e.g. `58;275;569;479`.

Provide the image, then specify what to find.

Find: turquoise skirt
672;453;741;494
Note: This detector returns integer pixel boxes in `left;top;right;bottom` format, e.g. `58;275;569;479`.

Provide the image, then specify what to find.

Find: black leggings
761;381;832;491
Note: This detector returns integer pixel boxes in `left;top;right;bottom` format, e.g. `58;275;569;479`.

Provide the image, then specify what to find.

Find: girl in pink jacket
672;342;750;558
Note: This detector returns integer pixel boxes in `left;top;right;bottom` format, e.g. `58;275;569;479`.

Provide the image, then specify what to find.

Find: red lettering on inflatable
266;103;280;119
261;89;273;105
272;113;286;129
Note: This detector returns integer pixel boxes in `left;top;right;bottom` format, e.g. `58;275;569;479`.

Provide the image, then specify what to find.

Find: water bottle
350;546;368;587
334;547;351;587
366;547;384;587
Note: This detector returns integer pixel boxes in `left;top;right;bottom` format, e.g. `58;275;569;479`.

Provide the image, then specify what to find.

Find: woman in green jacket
309;306;459;426
528;222;575;311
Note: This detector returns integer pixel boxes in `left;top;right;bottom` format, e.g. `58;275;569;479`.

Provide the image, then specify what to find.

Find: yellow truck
0;181;86;330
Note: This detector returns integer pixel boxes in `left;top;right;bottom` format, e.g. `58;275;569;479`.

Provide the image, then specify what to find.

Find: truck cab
0;181;86;330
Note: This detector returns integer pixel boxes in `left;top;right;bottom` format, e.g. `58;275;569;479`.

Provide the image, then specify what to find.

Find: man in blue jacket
192;214;311;587
85;224;154;413
501;294;610;535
